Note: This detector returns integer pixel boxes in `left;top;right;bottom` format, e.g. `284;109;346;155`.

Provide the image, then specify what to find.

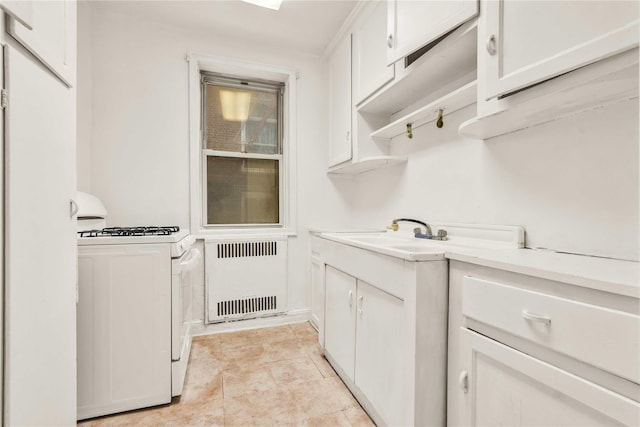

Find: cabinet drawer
462;276;640;383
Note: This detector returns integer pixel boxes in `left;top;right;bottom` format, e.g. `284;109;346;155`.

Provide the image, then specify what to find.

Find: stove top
78;226;180;238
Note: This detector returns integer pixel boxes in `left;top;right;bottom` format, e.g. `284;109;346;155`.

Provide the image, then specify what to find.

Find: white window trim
188;52;297;237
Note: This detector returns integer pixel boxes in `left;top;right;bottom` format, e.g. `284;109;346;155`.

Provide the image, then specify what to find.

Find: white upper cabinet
7;0;77;87
481;0;639;100
353;1;394;105
328;34;352;167
386;0;478;65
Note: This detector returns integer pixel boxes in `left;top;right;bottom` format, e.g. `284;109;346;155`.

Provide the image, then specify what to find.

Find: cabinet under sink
313;235;448;426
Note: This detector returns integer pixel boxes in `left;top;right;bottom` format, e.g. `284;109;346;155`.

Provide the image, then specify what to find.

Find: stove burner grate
78;226;180;238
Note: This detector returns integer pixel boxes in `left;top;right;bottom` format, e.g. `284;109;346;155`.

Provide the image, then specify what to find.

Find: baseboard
190;308;311;336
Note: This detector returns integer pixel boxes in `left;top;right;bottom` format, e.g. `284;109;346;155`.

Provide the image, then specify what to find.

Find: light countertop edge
445;249;639;299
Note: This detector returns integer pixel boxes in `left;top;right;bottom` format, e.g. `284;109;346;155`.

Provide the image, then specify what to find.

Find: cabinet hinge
1;89;7;110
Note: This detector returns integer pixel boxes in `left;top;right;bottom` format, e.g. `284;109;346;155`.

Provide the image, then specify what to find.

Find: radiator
205;238;287;323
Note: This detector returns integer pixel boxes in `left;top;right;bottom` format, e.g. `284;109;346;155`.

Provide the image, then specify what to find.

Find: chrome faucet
388;218;447;240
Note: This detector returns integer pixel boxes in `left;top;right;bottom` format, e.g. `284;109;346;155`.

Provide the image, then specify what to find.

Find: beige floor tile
290;321;318;340
222;362;278;398
251;324;297;343
262;337;307;363
276;378;353;423
322;377;359;410
223;389;291;426
303;342;338;379
343;406;377;427
301;410;352;427
268;357;324;386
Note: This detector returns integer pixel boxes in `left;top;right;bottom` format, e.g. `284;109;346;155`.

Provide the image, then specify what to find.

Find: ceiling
92;0;359;56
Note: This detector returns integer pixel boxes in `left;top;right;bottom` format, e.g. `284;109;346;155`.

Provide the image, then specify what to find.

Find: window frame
188;53;297;236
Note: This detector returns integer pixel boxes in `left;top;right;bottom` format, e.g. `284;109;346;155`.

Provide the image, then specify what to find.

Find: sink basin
320;231;447;261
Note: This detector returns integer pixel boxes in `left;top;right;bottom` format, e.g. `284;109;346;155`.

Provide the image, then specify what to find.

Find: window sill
193;227;297;240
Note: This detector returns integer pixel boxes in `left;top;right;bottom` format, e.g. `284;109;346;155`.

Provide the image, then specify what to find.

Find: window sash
201;72;285;229
201;75;284;155
202;151;284;228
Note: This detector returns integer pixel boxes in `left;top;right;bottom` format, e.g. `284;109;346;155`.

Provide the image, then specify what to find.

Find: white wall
76;0;92;192
79;4;357;316
350;99;639;261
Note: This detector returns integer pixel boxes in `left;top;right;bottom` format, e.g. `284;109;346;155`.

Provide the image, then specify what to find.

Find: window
188;54;297;235
201;73;284;226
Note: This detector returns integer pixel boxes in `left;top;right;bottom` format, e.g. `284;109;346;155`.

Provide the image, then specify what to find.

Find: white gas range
76;194;197;420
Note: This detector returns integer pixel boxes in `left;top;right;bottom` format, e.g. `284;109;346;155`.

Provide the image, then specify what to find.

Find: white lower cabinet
460;329;639;426
310;254;325;343
324;266;357;381
354;280;404;425
318;237;448;426
325;266;404;424
447;260;640;427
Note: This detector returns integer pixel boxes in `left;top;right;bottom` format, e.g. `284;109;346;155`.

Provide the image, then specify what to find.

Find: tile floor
78;322;375;426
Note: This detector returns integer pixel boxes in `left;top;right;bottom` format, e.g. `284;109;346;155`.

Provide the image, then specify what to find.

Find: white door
460;329;640;426
354;280;404;426
481;0;639;100
353;0;394;105
387;0;478;65
6;0;76;87
4;44;77;425
324;266;356;381
328;35;352;167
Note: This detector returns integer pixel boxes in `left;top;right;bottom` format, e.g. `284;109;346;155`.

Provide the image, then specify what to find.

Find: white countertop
446;248;639;299
315;230;639;299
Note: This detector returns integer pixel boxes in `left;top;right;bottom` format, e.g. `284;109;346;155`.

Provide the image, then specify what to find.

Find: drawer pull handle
522;310;551;325
348;290;353;308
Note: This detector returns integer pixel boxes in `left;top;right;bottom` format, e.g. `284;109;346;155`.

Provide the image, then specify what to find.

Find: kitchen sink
320;231;447;261
319;224;525;261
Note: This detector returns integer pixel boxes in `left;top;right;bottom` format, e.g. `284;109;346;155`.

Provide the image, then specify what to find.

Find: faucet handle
387;223;399;231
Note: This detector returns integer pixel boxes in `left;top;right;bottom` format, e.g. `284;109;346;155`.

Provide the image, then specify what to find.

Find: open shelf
459;50;638;140
327;156;407;176
371;80;477;141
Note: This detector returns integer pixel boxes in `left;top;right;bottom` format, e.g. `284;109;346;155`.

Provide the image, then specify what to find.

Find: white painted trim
189;309;311;336
322;0;368;59
188;52;298;237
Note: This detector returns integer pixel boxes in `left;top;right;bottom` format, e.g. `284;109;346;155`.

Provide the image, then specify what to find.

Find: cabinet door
355;280;405;426
310;255;325;345
7;0;76;87
324;266;356;381
4;44;77;425
460;329;640;426
387;0;478;65
77;244;172;420
353;1;394;105
328;35;352;167
481;0;639;100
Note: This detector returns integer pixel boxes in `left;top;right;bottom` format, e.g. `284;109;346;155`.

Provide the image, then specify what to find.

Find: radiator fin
217;241;277;258
217;296;277;317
